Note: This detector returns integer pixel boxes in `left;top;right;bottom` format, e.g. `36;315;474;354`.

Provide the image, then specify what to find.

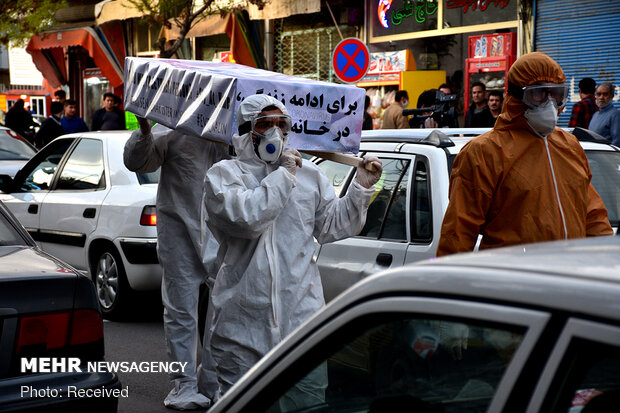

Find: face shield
510;83;569;109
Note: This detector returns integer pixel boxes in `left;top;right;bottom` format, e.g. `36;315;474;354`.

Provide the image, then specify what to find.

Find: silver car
0;131;161;319
314;127;620;301
211;235;620;413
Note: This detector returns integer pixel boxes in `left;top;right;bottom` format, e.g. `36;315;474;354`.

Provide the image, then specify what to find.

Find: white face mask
401;99;409;108
524;99;558;138
255;126;285;163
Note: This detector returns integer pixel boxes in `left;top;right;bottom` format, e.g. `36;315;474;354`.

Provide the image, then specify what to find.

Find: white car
0;125;37;177
0;131;161;319
210;236;620;413
314;127;619;301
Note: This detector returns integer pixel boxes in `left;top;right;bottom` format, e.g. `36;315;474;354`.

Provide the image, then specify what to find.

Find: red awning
27;27;124;88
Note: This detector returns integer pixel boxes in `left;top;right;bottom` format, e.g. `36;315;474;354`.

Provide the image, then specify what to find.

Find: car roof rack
570;127;612;144
361;129;456;148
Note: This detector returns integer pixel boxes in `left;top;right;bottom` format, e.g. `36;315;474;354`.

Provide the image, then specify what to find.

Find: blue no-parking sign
332;38;370;84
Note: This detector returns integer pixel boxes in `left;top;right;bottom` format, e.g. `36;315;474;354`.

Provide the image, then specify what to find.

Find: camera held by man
405;89;459;128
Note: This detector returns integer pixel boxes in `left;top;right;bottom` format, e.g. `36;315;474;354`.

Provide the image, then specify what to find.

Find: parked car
0;131;161;319
0;126;37;177
0;200;120;412
313;127;620;301
210;235;620;413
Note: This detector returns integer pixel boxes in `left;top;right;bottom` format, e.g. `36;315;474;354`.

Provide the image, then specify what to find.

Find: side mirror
0;174;14;193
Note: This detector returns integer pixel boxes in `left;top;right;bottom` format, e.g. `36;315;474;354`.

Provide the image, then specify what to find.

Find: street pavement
104;300;195;413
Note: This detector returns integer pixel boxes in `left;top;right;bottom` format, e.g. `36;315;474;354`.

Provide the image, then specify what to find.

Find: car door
38;138;107;270
0;138;75;237
213;297;550;413
526;319;620;413
316;154;414;302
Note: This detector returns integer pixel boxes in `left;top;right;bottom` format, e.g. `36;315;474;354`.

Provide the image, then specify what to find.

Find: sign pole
325;2;344;41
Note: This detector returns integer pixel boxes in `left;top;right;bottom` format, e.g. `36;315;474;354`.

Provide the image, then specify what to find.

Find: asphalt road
103;299;205;413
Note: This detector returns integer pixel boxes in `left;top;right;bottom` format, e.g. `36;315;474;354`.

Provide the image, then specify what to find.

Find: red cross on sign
332;38;370;84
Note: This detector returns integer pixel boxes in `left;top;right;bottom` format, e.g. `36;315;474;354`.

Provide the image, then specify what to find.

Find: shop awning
246;0;320;20
161;14;230;40
95;0;145;25
26;26;124;88
95;0;320;25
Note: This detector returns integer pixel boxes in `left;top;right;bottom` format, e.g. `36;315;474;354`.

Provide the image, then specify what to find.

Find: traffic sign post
332;38;370;84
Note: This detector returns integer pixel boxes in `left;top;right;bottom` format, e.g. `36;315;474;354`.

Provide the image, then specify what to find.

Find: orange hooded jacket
437;52;612;256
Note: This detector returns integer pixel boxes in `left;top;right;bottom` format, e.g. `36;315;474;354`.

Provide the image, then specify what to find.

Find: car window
358;158;410;241
412;159;432;241
255;314;525;413
585;150;620;227
547;339;620;413
56;139;104;190
316;159;354;197
19;139;74;192
0;132;36;160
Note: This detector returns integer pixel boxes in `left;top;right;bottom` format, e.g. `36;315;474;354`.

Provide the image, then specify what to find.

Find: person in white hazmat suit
202;94;383;399
124;120;229;410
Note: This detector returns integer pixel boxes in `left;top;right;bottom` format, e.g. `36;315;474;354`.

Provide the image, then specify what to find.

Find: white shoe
164;382;212;410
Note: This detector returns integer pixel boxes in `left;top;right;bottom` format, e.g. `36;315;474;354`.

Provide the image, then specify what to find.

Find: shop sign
374;0;438;36
371;0;517;40
444;0;516;28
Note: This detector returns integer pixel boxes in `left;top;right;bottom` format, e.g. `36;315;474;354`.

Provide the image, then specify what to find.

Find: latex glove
355;156;383;188
280;148;302;175
137;116;152;136
424;116;439;128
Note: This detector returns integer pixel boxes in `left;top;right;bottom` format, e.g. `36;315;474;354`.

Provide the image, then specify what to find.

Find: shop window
135;19;162;56
274;23;357;82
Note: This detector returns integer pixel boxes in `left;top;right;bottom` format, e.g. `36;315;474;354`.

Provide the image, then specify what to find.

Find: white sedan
0;131;161;319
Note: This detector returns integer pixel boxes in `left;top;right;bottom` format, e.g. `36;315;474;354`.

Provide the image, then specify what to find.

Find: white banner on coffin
124;57;365;153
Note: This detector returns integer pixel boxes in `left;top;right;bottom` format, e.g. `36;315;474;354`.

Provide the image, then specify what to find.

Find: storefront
25;21;126;127
363;0;527;125
534;0;620;127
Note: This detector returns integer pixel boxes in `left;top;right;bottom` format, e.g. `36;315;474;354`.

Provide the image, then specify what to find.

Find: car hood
0;246;79;281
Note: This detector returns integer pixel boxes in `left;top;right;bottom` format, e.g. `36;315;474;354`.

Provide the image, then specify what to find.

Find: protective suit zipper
542;137;568;239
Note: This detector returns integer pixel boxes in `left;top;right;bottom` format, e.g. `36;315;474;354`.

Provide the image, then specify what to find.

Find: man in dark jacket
5;99;38;144
91;92;125;131
464;82;494;127
35;101;64;149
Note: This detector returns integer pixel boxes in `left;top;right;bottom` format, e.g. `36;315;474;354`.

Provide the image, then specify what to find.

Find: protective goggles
508;82;569;109
251;114;292;137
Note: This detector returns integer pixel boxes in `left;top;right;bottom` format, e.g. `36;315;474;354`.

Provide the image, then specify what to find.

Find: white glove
355;156;382;188
137;116;152;136
280;148;302;175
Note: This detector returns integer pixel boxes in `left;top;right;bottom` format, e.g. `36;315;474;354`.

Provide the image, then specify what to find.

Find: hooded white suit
124;124;229;409
203;95;375;392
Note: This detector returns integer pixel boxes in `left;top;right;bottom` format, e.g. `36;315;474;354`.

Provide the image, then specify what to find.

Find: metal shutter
535;0;620;127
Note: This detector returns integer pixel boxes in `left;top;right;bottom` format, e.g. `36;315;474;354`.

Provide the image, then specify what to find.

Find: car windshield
585;150;620;227
0;131;37;160
137;169;160;184
0;210;28;246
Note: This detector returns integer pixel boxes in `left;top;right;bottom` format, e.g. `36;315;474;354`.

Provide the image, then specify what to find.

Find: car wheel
94;247;132;319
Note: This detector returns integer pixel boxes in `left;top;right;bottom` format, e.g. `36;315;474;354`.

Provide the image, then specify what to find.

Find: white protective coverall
124;124;229;409
203;94;377;395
